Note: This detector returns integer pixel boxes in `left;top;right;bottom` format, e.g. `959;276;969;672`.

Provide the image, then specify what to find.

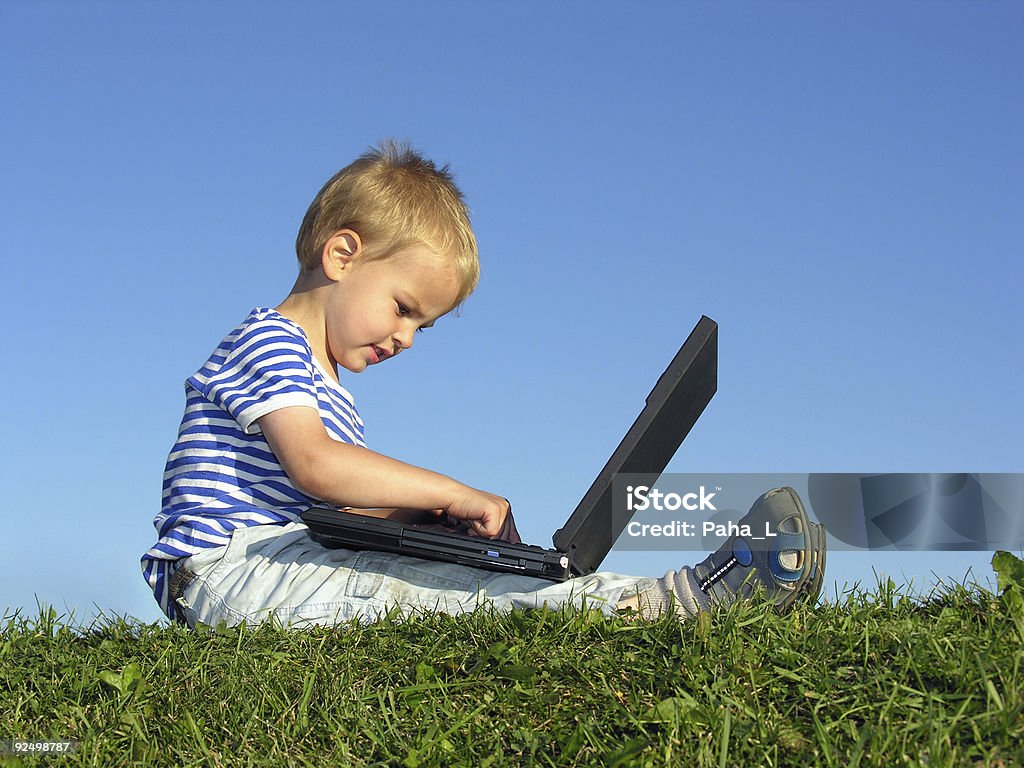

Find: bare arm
258;405;509;537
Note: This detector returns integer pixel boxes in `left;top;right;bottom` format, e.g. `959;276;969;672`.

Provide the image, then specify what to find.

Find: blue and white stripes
142;308;365;621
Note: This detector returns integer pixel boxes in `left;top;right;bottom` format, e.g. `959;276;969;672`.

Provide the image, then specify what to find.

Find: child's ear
322;230;363;280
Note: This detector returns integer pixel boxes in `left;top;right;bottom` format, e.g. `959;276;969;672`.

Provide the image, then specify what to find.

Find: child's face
324;243;461;374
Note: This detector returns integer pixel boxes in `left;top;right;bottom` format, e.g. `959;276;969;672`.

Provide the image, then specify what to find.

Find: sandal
692;486;826;612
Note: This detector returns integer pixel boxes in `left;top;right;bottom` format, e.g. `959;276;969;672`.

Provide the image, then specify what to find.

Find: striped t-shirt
141;307;366;621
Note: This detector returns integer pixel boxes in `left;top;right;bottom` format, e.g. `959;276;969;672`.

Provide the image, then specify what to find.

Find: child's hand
442;490;511;539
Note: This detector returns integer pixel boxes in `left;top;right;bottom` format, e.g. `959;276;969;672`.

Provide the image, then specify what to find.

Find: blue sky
2;2;1021;624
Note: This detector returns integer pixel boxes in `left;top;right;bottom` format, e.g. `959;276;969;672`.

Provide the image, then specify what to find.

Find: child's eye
397;301;429;331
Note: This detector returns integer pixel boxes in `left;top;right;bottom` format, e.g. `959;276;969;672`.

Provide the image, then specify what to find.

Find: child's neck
276;276;339;383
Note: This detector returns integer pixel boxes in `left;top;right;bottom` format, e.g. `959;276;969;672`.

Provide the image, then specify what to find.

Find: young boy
142;141;826;627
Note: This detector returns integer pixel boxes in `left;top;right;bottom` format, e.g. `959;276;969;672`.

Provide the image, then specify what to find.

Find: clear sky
2;2;1021;625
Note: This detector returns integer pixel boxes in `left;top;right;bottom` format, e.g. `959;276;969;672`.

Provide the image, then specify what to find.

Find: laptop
300;315;718;580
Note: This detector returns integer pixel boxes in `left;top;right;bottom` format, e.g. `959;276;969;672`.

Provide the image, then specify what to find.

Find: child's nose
394;328;414;351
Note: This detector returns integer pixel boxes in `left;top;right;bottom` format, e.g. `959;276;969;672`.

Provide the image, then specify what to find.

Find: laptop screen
552;316;718;575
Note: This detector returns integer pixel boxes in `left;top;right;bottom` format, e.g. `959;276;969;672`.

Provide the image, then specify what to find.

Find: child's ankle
616;570;711;619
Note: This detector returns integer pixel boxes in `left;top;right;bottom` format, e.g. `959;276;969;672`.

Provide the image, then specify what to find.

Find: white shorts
168;521;647;628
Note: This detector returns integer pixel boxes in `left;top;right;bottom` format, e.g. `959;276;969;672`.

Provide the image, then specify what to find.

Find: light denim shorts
168;522;646;628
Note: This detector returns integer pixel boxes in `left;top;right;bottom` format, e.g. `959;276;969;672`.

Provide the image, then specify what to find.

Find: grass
2;567;1023;767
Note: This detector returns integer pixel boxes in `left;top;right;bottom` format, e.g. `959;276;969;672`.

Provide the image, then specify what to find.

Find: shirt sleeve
188;318;320;434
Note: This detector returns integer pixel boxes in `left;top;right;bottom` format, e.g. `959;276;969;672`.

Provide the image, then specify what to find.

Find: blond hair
295;140;479;306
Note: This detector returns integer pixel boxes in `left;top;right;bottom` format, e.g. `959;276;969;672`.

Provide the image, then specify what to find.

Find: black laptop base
300;506;572;581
